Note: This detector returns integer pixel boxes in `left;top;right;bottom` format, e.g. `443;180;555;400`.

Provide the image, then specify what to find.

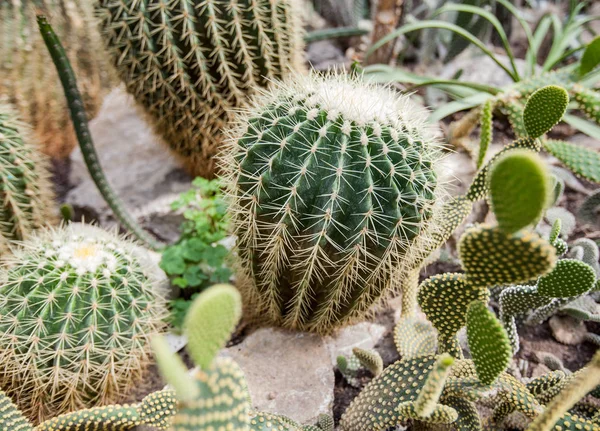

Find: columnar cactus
0;104;56;254
223;73;444;333
0;0;113;158
0;224;168;422
95;0;305;177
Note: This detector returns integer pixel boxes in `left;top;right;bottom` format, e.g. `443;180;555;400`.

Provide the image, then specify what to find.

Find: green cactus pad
489;150;552;233
137;390;177;430
171;358;250;431
500;99;528;139
499;285;551;352
537;259;597;297
526;371;566;398
550;219;562;243
0;104;56;254
395;402;458;424
466;301;512;385
394;316;438;359
458;224;556;288
418;273;488;358
352;348;383;376
337;354;362;387
544;140;600;183
250;412;303;430
477;100;494;168
0;225;167;422
573;87;600;126
466;138;541;201
424;196;473;259
95;0;304;177
340;355;437;431
317;414;334;431
224;73;443;333
153;335;199;403
35;403;141;431
0;391;32;431
442;396;481;431
184;284;242;370
413;354;454;417
523;86;569;138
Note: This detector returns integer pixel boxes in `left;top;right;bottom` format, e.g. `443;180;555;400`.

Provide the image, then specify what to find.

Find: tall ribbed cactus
0;224;167;422
223;73;444;333
95;0;305;178
0;104;55;254
0;0;113;158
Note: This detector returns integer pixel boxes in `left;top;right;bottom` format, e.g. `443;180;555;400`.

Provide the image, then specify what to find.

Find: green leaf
580;36;600;77
489;150;552;233
466;301;512;385
183;266;209;287
182;238;208;261
544;139;600;183
204;245;230;267
562;113;600;140
523;86;569;138
160;247;187;275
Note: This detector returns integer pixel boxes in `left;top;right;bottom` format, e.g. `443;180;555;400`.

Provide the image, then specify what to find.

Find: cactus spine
0;0;113;159
0;224;167;422
95;0;305;178
0;104;55;254
223;73;444;333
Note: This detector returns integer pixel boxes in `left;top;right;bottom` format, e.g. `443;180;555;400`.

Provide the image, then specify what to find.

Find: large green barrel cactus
0;104;55;255
223;73;444;333
0;224;167;422
95;0;305;178
0;0;113;158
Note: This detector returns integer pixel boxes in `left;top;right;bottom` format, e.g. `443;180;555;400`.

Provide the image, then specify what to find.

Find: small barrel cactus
0;224;167;422
95;0;305;177
0;0;113;158
0;104;55;254
223;73;444;333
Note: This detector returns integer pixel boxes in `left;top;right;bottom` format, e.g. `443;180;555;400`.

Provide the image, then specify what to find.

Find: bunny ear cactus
223;72;444;333
95;0;305;178
523;86;570;139
0;104;56;254
0;0;113;159
0;224;168;422
0;388;177;431
152;284;251;431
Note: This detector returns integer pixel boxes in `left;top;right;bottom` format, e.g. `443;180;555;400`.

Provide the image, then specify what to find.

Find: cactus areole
223;74;444;333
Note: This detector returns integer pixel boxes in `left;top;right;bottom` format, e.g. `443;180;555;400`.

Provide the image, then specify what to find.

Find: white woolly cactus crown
0;224;167;422
222;72;446;333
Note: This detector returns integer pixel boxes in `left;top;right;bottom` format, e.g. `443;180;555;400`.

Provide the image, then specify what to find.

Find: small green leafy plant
160;178;232;329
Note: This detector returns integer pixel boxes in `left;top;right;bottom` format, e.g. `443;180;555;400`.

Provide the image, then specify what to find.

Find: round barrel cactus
0;0;114;159
95;0;305;178
223;73;444;333
0;224;168;422
0;103;56;255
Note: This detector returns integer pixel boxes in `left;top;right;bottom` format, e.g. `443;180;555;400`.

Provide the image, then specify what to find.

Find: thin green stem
37;15;164;251
304;26;369;43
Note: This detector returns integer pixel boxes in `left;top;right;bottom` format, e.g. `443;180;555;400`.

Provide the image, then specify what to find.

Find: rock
529;362;552;379
66;87;191;238
549;315;588;345
307;40;349;71
325;321;387;365
223;328;334;425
